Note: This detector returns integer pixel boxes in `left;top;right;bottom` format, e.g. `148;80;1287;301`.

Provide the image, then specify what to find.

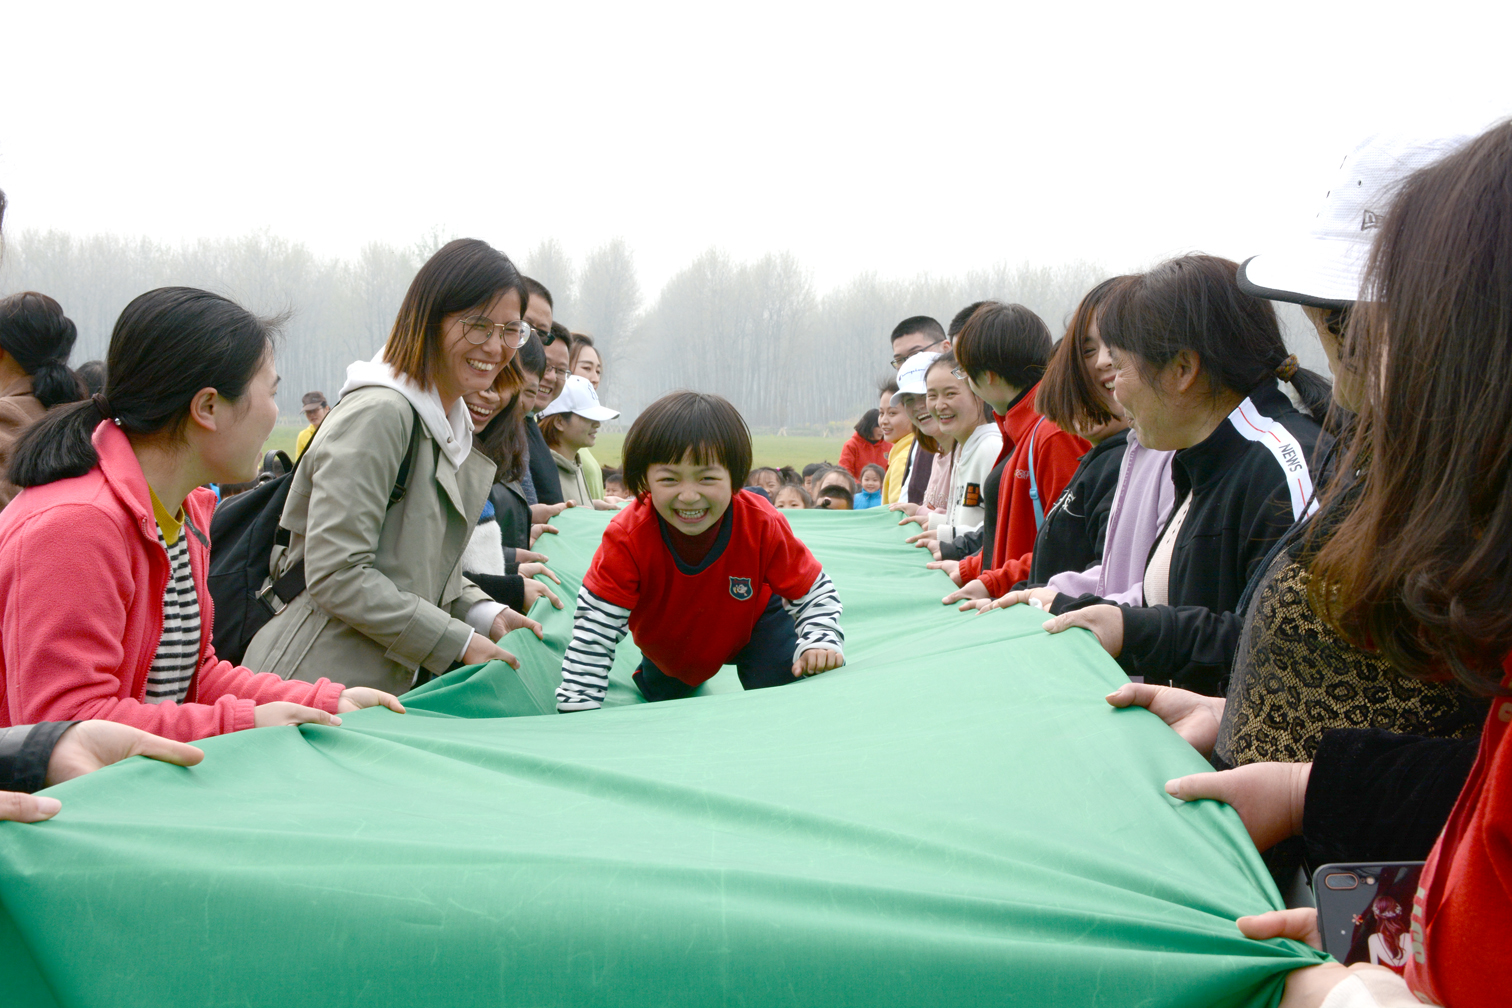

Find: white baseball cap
891;351;942;405
1239;126;1479;307
540;374;620;422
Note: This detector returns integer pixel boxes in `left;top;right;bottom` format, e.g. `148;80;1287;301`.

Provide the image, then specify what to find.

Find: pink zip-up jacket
0;420;344;741
1045;431;1175;607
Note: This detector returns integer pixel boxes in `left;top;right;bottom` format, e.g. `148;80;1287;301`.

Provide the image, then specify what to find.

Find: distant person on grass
838;407;890;478
555;391;845;710
292;391;328;460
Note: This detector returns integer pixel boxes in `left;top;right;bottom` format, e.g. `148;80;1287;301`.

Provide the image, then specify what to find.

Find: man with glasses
521;278;566;505
888;315;948;370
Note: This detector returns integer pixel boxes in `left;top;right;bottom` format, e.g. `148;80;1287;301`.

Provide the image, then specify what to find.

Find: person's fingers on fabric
44;721;205;785
528;523;560;546
1237;907;1323;949
518;562;562;584
1105;684;1224;755
0;791;61;823
961;597;996;613
253;701;341;729
888;502;919;516
515;549;550;564
1041;604;1124;657
929;542;942;560
494;607;546;640
1165;762;1310;852
925;559;963;586
525;579;565;611
337;687;406;714
981;589;1031;614
793;648;844;677
463;633;520;670
942;580;989;606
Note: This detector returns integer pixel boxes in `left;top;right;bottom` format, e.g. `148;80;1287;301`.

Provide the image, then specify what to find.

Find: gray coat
243;386;496;694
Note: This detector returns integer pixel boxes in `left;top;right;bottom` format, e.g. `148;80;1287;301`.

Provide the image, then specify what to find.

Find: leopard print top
1213;549;1485;770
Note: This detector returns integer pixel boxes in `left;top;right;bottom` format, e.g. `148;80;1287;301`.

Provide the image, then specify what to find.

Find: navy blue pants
633;595;799;702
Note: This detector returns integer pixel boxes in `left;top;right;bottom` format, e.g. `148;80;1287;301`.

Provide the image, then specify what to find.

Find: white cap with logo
1239;125;1480;307
891;351;942;405
540;374;620;422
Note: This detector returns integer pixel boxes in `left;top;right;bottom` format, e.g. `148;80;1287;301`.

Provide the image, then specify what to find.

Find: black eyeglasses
891;337;945;369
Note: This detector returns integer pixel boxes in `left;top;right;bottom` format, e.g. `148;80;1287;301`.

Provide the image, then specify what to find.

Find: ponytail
1283;364;1334;424
8;287;276;488
7;400;106;486
0;292;86;409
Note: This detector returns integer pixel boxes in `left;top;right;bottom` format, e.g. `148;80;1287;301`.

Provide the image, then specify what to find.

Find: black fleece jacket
1066;383;1327;695
1025;430;1129;585
1303;728;1479;867
525;416;564;506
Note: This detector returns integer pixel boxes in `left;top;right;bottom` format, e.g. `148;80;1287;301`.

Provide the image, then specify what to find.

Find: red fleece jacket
956;388;1088;597
0;420;344;742
1407;654;1512;1007
838;432;892;479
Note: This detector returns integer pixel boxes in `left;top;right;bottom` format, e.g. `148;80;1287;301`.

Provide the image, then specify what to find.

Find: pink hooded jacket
0;420;344;741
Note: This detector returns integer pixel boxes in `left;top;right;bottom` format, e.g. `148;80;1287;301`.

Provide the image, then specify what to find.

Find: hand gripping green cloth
0;507;1325;1007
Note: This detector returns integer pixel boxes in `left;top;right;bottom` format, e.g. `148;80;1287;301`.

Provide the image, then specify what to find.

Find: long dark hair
8;288;276;487
1310;121;1512;694
475;389;531;484
853;408;880;440
1100;255;1332;421
0;292;86;408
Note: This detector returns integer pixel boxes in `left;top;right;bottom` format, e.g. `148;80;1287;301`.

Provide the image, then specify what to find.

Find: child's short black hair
816;485;854;508
860;463;885;481
801;462;826;479
622;391;752;495
779;465;801;485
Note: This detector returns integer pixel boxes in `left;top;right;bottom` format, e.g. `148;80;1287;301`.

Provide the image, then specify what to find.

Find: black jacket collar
1171;382;1295;496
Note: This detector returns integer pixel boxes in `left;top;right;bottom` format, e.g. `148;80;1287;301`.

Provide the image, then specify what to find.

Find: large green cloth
0;507;1324;1006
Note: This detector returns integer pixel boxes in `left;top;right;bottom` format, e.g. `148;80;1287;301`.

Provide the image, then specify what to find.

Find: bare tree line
0;229;1322;426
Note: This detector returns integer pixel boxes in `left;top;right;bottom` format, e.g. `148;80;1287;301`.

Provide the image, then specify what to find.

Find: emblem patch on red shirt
729;577;753;600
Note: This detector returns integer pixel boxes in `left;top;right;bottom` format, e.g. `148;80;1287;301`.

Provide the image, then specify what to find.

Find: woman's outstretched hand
253;702;342;729
1165;761;1311;853
462;633;521;670
1041;604;1124;656
44;721;205;786
337;687;406;715
1105;683;1225;756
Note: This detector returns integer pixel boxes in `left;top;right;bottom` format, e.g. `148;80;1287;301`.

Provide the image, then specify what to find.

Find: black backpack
208;407;420;665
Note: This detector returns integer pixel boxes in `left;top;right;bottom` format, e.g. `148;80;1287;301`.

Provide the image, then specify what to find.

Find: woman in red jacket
837;409;890;479
0;287;403;742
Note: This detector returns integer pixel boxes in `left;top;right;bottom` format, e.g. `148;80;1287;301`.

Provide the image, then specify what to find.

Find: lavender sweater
1047;432;1175;606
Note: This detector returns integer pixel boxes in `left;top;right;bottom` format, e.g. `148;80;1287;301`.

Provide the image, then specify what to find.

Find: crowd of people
0;118;1509;1008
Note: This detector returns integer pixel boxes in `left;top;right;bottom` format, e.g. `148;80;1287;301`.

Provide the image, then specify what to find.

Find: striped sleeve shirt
556;571;844;711
145;500;202;705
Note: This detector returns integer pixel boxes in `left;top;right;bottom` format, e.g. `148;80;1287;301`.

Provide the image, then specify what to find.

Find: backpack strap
265;406;421;610
1026;416;1048;532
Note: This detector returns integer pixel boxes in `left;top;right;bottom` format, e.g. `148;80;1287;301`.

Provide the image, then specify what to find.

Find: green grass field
265;426;849;472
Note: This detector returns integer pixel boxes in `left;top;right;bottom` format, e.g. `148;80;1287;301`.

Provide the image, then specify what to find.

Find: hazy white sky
5;0;1510;294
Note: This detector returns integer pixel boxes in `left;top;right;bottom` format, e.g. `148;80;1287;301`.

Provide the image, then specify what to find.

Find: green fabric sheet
0;506;1325;1006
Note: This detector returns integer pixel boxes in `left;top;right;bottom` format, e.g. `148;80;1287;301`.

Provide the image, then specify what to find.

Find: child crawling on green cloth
555;392;845;711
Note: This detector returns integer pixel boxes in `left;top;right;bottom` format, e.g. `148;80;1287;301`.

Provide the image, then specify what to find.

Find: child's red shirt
583;491;822;686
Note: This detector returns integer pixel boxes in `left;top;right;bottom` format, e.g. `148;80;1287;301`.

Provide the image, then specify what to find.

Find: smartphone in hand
1312;861;1425;973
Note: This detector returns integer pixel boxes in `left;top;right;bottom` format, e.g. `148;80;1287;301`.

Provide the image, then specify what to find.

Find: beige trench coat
243;386;496;694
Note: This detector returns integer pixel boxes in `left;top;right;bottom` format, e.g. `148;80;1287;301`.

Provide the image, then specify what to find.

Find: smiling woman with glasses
244;238;546;695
